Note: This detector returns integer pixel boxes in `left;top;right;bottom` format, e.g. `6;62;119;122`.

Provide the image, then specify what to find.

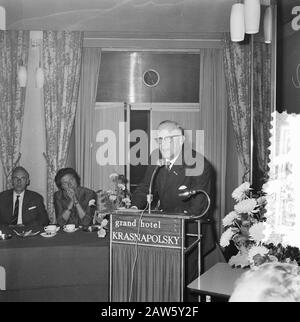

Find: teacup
64;224;76;232
44;225;57;234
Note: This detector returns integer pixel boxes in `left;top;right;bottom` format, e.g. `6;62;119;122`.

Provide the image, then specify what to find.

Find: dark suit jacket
131;148;216;284
0;189;49;226
131;148;214;217
54;186;97;227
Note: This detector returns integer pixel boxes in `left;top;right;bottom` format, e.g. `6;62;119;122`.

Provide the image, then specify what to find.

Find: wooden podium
109;209;199;302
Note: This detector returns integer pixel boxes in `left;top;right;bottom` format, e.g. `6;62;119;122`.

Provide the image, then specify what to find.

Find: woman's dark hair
54;167;81;189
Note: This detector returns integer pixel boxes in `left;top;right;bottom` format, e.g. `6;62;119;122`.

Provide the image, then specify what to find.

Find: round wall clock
143;69;160;87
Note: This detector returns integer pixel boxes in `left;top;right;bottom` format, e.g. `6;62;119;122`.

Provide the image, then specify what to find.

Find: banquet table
0;225;109;302
187;262;247;301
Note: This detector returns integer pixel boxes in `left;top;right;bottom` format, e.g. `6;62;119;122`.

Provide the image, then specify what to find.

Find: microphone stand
189;190;211;221
178;189;211;221
182;189;211;281
147;163;163;215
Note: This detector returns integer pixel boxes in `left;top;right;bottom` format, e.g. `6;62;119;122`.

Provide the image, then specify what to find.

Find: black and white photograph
0;0;300;308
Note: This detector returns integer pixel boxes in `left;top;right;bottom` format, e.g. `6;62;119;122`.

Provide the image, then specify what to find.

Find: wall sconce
0;6;6;30
18;63;27;87
36;66;44;88
230;3;245;42
31;31;44;89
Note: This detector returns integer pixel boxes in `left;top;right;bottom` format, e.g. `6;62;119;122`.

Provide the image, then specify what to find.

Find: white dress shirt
13;190;25;225
165;154;179;170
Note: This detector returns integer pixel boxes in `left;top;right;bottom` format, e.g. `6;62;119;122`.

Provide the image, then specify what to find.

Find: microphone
178;188;211;220
147;160;165;214
178;189;204;198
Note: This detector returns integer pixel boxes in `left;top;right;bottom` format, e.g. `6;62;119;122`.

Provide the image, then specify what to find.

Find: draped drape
75;47;102;188
112;244;181;302
199;48;227;239
43;31;83;223
223;33;272;185
223;34;251;183
0;30;29;188
253;42;271;182
199;48;228;268
92;103;125;196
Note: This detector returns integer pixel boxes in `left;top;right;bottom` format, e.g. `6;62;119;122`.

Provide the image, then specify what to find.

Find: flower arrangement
99;173;131;212
220;182;300;268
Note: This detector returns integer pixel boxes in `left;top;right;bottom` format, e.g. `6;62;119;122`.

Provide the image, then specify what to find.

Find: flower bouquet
220;182;300;268
99;173;131;212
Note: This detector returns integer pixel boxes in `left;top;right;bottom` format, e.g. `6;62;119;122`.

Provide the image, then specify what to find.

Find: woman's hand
65;188;78;209
65;188;76;200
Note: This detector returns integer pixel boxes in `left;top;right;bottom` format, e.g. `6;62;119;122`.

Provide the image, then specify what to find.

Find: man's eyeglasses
12;176;27;182
155;134;182;144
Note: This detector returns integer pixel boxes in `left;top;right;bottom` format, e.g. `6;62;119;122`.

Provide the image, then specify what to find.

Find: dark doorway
130;109;150;193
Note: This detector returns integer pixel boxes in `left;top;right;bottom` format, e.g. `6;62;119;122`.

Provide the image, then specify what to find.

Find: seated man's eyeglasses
155;134;182;144
12;176;27;182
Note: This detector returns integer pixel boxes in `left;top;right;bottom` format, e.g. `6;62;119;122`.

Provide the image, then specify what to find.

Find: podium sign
111;214;182;248
110;210;189;302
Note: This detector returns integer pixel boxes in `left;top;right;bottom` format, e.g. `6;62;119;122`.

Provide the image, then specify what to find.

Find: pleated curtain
199;48;228;268
223;33;272;187
112;244;181;302
42;31;83;223
223;33;251;183
0;30;29;189
75;47;102;189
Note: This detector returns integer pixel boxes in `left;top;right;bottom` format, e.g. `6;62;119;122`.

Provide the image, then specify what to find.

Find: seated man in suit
131;120;216;301
0;166;49;226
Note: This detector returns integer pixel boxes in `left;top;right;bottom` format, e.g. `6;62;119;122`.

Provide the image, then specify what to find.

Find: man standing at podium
131;120;215;301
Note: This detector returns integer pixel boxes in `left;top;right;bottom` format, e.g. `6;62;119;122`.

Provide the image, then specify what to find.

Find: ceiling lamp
230;3;245;42
244;0;261;34
264;6;272;44
18;64;27;88
0;6;5;30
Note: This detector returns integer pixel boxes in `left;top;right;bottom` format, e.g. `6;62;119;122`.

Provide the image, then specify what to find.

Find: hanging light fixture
31;31;44;89
36;66;44;88
18;63;27;87
30;30;44;88
0;6;6;30
264;6;272;44
230;3;245;42
244;0;261;34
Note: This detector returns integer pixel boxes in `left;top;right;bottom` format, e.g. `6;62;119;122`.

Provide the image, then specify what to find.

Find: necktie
165;161;171;171
12;195;20;225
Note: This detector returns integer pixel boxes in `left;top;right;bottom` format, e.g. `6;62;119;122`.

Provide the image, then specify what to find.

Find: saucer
63;227;78;233
82;225;100;232
116;208;140;213
0;233;13;240
13;229;40;238
40;232;57;238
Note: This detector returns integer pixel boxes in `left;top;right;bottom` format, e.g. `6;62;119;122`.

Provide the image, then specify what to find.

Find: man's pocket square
28;206;37;210
88;199;96;207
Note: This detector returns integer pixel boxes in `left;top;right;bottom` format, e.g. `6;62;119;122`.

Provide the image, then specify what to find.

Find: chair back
0;266;6;290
